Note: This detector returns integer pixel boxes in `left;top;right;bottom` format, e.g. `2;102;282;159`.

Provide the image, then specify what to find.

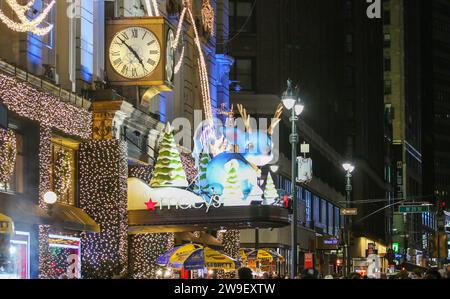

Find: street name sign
398;205;429;214
340;208;358;216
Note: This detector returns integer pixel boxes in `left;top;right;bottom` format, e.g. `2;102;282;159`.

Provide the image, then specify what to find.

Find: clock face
124;0;147;17
109;27;161;80
166;29;175;83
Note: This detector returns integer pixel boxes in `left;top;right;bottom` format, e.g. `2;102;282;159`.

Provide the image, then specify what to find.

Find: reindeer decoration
193;103;284;204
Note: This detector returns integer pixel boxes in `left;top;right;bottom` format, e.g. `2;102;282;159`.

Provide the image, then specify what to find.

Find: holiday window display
130;103;287;210
53;148;72;203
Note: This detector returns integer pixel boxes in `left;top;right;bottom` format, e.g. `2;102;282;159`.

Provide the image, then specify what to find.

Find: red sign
304;253;314;270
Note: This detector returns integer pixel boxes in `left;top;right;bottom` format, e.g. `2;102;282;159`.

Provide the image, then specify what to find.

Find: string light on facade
0;128;17;183
38;127;52;278
172;0;214;120
129;233;174;279
0;0;55;36
53;148;72;199
0;73;92;139
79;140;128;278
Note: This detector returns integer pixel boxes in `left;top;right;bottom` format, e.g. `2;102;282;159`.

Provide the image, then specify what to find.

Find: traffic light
283;195;292;213
436;197;446;216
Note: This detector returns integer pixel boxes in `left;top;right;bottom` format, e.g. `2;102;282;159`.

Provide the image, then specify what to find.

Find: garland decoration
0;128;17;184
0;0;55;36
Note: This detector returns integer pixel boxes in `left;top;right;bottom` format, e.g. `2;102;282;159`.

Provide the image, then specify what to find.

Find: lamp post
342;163;355;277
282;79;304;279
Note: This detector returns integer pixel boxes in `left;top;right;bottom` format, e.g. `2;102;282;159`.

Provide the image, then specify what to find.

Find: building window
50;141;77;206
384;33;391;48
344;66;354;87
384;56;391;72
305;190;312;224
345;34;353;54
229;0;256;34
384;80;392;95
328;203;334;235
383;10;391;25
344;0;353;19
0;131;24;193
314;196;320;226
231;58;255;91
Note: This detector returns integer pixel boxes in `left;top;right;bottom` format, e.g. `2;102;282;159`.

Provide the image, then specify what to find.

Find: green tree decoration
263;172;278;203
196;152;211;193
0;128;17;184
150;123;188;188
221;159;244;199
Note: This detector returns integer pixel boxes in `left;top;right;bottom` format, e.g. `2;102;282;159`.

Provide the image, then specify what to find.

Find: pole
344;171;352;277
290;108;298;279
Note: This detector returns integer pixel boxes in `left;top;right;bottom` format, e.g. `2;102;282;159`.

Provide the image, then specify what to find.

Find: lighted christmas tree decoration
263;172;278;204
150;123;189;188
0;0;56;36
0;128;17;184
195;152;211;193
221;159;244;200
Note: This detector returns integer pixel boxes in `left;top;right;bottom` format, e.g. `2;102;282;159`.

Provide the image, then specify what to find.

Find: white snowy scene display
150;123;189;188
263;172;279;205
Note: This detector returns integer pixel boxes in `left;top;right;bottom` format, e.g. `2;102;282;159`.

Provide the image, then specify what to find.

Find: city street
0;0;449;286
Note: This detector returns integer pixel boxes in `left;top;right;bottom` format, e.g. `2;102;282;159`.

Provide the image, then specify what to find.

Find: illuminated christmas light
201;0;215;37
79;141;129;278
0;73;92;139
0;0;55;36
0;128;17;184
172;0;214;120
53;148;72;199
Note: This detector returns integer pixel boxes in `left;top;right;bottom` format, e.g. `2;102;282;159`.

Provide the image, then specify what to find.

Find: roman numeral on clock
111;51;120;56
121;65;128;75
132;68;138;77
147;40;156;46
113;58;122;66
121;32;129;40
147;58;156;66
132;29;138;38
149;50;159;55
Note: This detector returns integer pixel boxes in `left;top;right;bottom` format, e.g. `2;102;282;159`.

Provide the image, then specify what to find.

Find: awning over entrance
176;232;223;248
128;205;290;234
0;194;51;226
49;204;100;233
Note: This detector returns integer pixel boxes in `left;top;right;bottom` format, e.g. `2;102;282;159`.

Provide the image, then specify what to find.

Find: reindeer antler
268;104;284;136
237;104;252;133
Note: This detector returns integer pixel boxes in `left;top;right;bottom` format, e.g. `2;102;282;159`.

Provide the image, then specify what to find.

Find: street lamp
282;79;304;279
342;162;355;277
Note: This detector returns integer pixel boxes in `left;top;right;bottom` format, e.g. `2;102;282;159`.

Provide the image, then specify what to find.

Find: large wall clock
106;17;175;91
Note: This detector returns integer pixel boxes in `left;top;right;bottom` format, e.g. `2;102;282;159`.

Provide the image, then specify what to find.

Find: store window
50;141;77;206
0;130;24;194
305;190;312;224
48;234;81;279
328;203;334;235
0;230;30;279
8;231;30;279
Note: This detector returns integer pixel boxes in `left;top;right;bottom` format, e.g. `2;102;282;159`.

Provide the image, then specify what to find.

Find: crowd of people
237;266;450;280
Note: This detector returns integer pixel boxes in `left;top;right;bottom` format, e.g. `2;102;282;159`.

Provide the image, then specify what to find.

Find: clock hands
117;36;148;72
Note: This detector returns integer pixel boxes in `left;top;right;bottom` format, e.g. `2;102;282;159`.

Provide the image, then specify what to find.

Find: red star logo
145;198;157;211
